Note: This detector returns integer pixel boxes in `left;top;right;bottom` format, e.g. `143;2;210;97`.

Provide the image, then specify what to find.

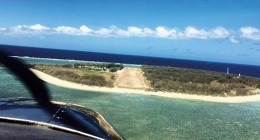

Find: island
28;63;260;103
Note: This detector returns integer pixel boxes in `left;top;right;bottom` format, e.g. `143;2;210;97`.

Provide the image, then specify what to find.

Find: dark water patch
1;44;260;77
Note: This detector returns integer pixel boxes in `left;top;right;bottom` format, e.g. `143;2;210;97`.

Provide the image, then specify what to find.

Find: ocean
1;44;260;139
1;44;260;77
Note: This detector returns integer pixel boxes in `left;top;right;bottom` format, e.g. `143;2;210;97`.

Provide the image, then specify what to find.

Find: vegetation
30;63;260;96
142;65;260;96
73;62;124;72
33;64;116;87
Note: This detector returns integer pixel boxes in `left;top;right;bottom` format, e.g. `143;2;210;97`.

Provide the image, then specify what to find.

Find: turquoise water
49;86;260;140
1;63;260;139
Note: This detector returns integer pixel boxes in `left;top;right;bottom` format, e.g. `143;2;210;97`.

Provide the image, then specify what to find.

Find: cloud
29;24;50;31
113;26;155;37
4;24;260;43
155;26;177;38
127;26;144;36
54;25;93;35
115;28;130;36
79;25;93;34
229;36;239;43
13;24;49;31
209;27;229;38
181;26;208;39
0;27;6;31
240;27;260;40
94;28;113;35
7;24;51;35
143;28;155;36
55;26;80;35
112;26;177;38
178;27;229;39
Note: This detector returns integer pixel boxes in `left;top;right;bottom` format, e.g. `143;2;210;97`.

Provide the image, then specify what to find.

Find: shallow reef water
1;63;260;140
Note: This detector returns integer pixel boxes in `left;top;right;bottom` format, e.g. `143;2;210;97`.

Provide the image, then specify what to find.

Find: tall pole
227;68;229;74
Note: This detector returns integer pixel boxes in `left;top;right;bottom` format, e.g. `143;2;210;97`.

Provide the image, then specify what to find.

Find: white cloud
8;24;260;43
182;27;208;39
155;26;177;38
209;27;229;38
12;24;50;32
95;28;113;35
116;29;130;36
55;25;93;35
0;27;6;31
143;28;155;36
178;27;230;39
79;25;93;34
29;24;50;31
229;36;239;43
10;25;23;32
114;26;155;37
8;24;51;35
240;27;260;40
128;26;143;36
155;26;169;38
55;26;79;35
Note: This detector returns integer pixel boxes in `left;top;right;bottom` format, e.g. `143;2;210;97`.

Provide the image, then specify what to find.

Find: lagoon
1;68;260;139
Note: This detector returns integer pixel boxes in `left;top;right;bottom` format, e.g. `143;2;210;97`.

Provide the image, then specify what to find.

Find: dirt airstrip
114;68;148;89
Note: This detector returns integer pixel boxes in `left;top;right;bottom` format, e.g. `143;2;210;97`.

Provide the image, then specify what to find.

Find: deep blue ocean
1;44;260;77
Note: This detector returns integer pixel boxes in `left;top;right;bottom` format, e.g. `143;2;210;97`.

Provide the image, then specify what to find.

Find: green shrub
34;65;113;87
142;65;260;96
236;88;248;96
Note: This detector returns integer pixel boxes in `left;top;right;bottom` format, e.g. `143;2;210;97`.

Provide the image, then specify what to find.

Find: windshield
1;0;260;139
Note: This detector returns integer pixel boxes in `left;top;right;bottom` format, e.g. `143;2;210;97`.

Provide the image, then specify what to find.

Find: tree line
142;65;260;96
33;65;114;87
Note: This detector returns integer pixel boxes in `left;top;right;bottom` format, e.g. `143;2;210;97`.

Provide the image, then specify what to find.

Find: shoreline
31;69;260;103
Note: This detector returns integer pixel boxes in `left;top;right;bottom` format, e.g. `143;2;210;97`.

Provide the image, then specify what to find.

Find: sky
0;0;260;65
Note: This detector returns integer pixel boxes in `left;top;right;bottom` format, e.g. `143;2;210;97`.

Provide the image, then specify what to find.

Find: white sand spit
31;69;260;103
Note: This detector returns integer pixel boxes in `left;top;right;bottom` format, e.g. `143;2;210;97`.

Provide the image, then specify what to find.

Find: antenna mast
226;68;229;74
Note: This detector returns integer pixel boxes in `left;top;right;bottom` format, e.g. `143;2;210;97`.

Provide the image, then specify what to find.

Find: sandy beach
31;69;260;103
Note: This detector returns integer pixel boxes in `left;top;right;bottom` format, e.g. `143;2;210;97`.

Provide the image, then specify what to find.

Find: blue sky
0;0;260;65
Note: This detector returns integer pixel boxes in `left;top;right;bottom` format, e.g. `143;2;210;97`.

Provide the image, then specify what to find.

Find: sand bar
31;69;260;103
